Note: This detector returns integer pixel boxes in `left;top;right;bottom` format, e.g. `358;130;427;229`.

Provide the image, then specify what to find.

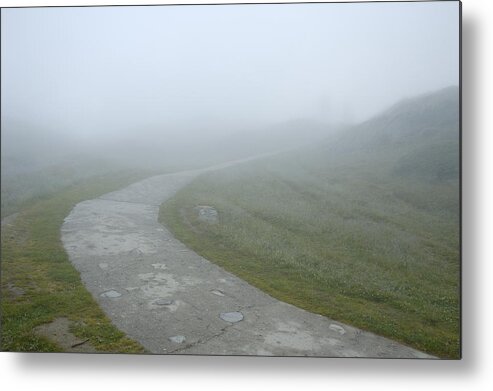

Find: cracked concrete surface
61;157;434;358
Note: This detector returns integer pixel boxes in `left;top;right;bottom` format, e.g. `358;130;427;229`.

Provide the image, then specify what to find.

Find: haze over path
61;155;434;357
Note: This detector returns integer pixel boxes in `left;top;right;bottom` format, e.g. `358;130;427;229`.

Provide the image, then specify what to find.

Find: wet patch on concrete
100;290;122;298
149;298;180;312
169;335;186;344
329;324;346;335
138;272;174;283
151;263;167;270
211;289;225;297
139;272;180;298
220;311;244;323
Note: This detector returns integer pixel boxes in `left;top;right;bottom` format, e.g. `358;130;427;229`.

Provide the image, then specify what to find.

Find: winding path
61;157;433;357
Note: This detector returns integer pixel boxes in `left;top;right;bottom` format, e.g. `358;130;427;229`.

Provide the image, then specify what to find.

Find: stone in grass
169;335;186;344
100;290;122;298
194;205;219;224
220;311;244;323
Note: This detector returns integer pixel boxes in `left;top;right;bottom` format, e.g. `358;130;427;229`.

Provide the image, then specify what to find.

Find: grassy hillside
160;87;460;358
1;158;133;219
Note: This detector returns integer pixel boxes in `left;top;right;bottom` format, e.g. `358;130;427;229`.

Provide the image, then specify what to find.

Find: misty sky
1;2;459;143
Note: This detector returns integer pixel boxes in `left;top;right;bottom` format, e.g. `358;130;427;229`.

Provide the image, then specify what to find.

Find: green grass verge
1;171;154;353
159;157;460;359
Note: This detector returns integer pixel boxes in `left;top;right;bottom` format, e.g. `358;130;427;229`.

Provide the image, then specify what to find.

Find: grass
1;170;155;353
159;153;460;358
1;158;129;219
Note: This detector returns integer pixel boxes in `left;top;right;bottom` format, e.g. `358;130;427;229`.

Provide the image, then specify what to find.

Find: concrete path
61;158;434;358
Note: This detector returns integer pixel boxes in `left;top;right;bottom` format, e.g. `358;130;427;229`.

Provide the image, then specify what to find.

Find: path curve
61;157;434;358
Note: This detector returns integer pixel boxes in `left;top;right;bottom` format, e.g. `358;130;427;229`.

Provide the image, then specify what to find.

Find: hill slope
300;85;459;179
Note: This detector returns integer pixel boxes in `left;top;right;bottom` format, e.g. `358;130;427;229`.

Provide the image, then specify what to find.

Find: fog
1;2;459;172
